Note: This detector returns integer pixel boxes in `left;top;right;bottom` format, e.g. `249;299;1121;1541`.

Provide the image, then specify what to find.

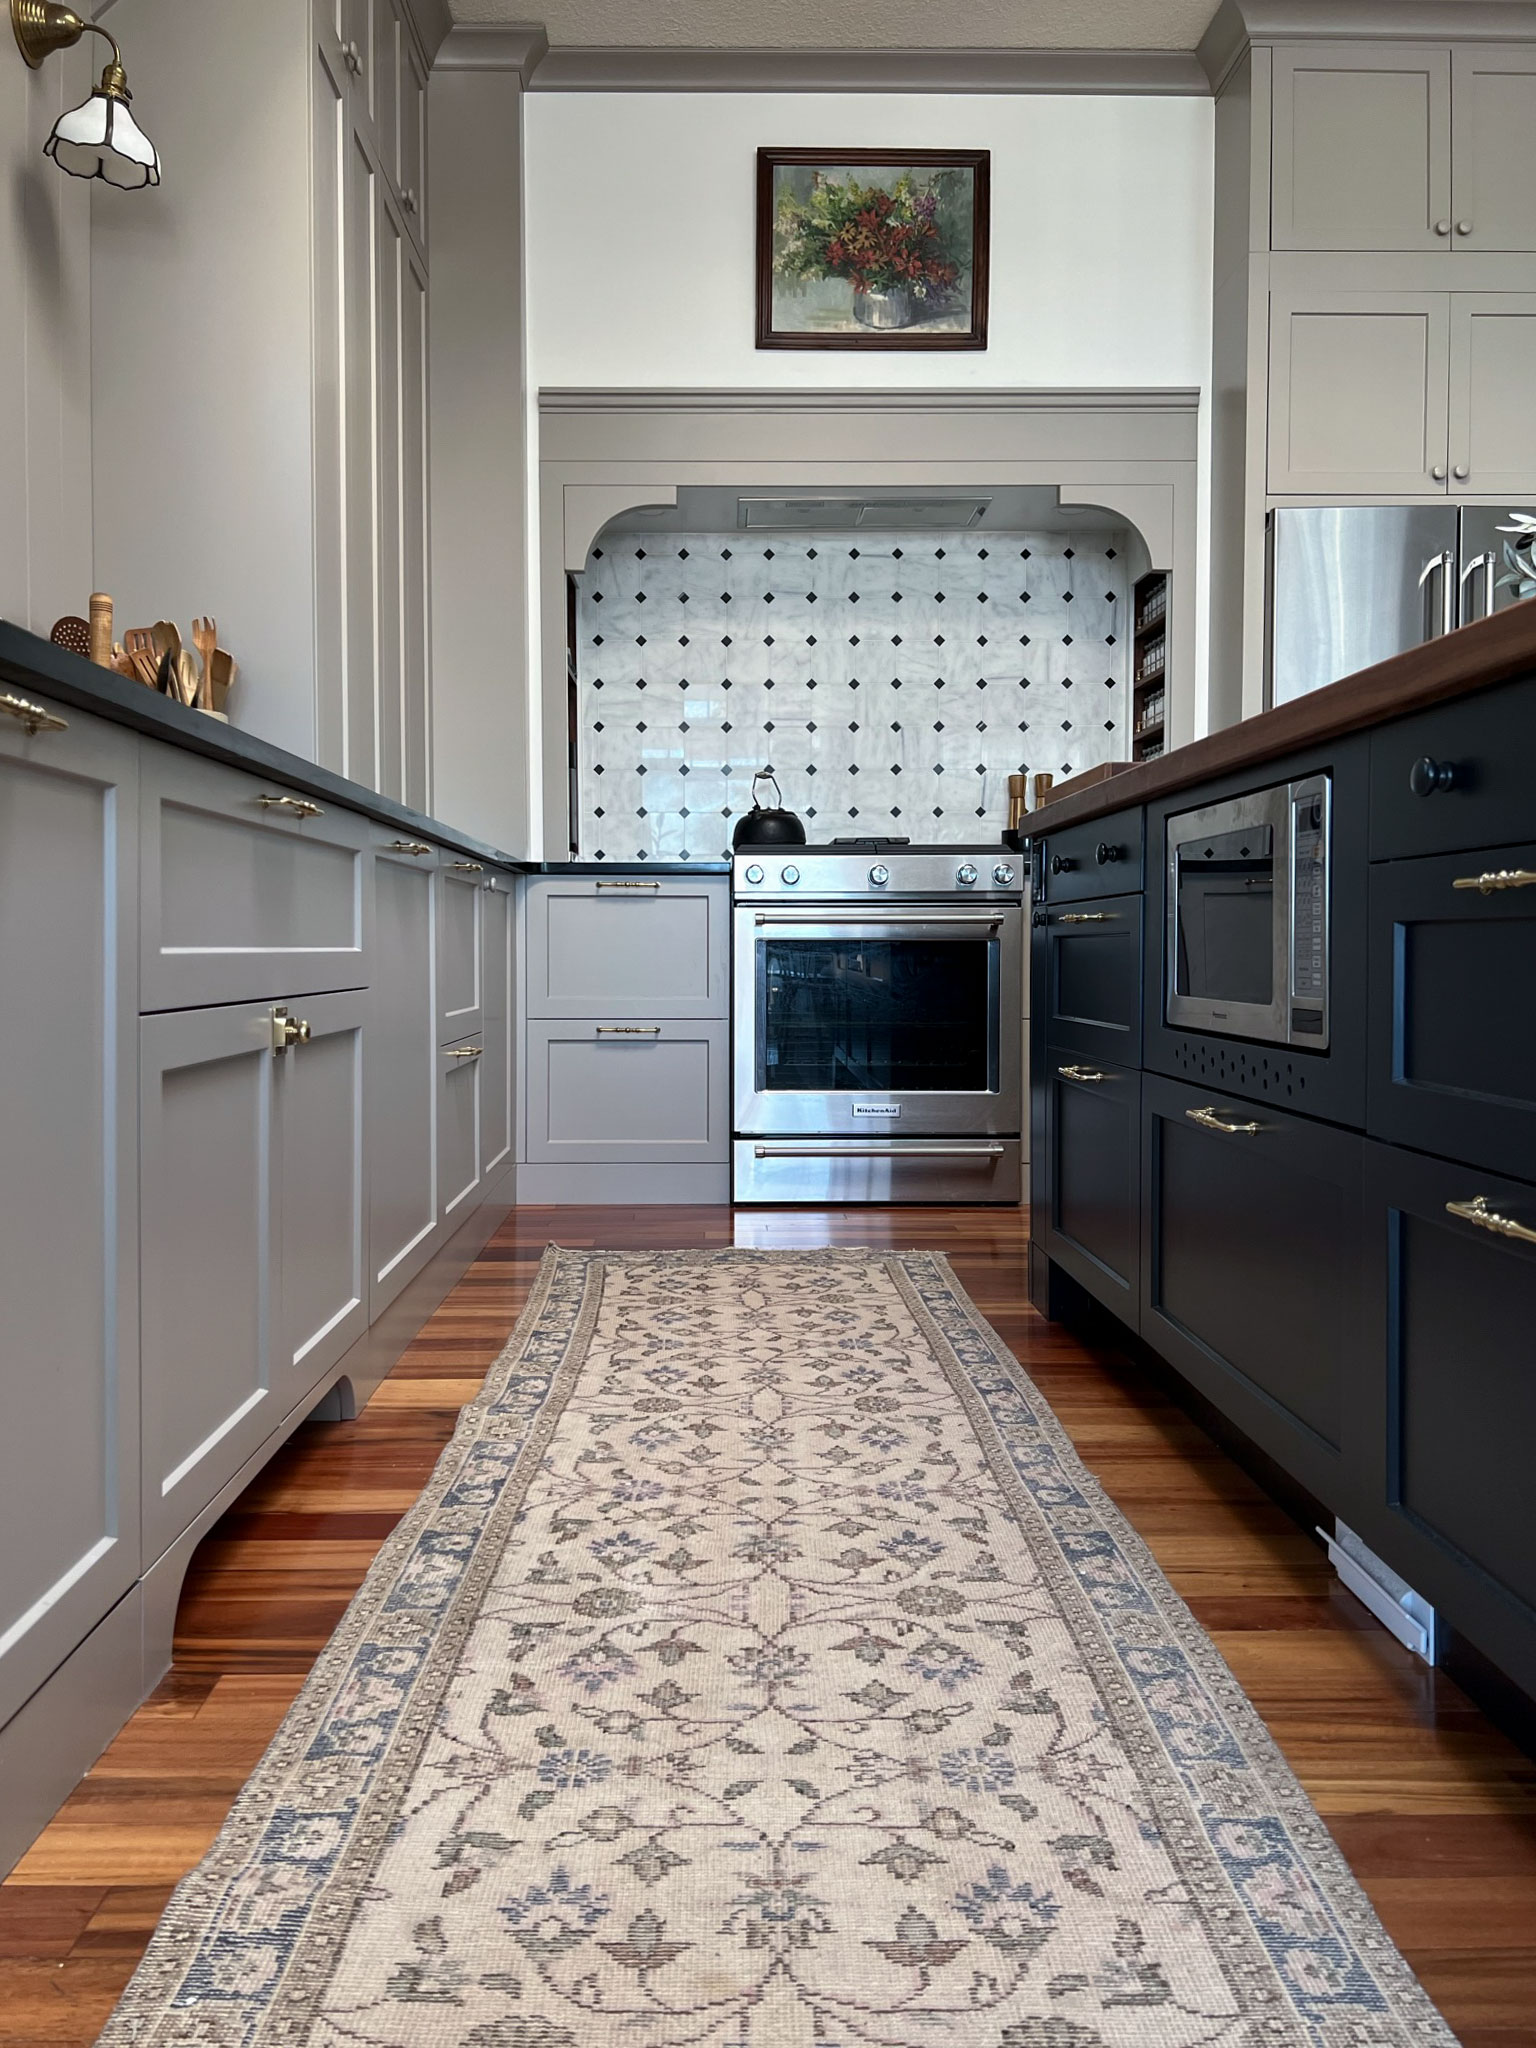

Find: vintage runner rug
99;1249;1456;2048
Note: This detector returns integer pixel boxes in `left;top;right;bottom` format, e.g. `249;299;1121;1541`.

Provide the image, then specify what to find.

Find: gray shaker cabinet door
140;1002;283;1564
525;877;730;1019
1271;44;1451;252
525;1020;730;1166
368;840;439;1318
1448;294;1536;496
1269;288;1451;495
1451;47;1536;253
276;988;369;1400
438;858;485;1044
481;875;515;1183
439;1035;485;1229
0;705;140;1731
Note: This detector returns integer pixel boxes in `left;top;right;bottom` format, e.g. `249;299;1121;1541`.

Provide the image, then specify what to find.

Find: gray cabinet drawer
141;751;371;1010
1033;806;1143;903
525;1019;729;1164
1369;678;1536;861
440;1034;485;1229
525;876;729;1018
438;855;486;1043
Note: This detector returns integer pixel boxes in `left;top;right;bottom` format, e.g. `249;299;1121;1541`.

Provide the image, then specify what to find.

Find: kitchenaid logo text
853;1104;902;1118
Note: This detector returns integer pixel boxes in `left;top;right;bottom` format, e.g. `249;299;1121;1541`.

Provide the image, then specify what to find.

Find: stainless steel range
732;842;1025;1204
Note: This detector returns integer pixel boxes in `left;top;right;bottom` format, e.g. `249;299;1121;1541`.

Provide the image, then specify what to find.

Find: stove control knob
744;863;765;886
780;864;801;886
992;863;1016;887
956;862;979;888
869;863;890;887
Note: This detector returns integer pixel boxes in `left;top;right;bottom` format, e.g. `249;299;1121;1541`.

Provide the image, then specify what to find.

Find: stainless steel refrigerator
1266;505;1536;707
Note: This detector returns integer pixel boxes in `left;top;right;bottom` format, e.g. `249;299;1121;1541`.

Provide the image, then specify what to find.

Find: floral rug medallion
98;1250;1456;2048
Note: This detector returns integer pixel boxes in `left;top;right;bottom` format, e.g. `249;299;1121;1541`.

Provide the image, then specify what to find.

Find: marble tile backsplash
573;528;1130;860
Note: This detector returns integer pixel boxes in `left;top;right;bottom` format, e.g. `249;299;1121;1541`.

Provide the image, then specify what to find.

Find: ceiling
444;0;1223;50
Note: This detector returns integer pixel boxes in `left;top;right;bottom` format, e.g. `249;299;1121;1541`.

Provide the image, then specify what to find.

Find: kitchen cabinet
1369;675;1536;861
525;1019;731;1168
439;856;485;1044
440;1034;485;1227
1035;894;1143;1071
0;704;140;1733
1271;43;1536;254
1447;295;1536;495
1040;1053;1140;1320
1034;806;1145;905
1140;1073;1364;1514
481;875;515;1183
368;835;440;1317
1368;839;1536;1185
1357;1141;1536;1700
524;875;731;1019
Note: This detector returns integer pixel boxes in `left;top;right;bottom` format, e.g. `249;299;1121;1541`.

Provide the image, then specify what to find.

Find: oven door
1166;786;1294;1045
733;903;1023;1137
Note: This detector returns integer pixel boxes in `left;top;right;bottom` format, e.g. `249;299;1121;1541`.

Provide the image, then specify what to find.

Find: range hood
737;496;991;532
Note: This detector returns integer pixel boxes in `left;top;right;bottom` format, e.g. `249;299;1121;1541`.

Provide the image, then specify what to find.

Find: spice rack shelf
1132;569;1170;765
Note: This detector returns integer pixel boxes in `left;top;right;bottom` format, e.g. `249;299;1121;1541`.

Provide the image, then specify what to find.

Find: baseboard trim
516;1162;731;1204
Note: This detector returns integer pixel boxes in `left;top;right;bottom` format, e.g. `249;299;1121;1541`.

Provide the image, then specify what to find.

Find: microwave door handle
1459;549;1496;624
1418;550;1455;639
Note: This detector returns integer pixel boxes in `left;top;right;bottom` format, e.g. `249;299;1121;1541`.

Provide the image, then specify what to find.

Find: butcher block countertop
1034;600;1536;833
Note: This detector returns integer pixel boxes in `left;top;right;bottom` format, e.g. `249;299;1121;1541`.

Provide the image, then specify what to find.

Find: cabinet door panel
1452;47;1536;253
1369;676;1536;861
1357;1143;1536;1700
1449;294;1536;496
369;843;439;1316
526;1021;730;1165
1034;807;1144;903
1269;290;1450;495
342;122;380;793
0;713;140;1730
400;246;430;814
526;878;730;1018
1142;1074;1362;1510
1272;45;1450;252
438;862;484;1042
1042;1052;1139;1318
1368;840;1536;1183
1039;897;1142;1069
439;1037;484;1227
481;876;515;1182
371;0;399;189
278;990;368;1396
399;31;427;245
141;1004;280;1562
373;190;405;806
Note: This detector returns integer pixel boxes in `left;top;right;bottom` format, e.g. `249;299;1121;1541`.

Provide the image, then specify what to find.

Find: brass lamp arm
11;1;124;80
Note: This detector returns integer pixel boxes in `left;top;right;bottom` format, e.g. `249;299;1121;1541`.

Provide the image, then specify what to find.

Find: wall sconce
11;0;160;188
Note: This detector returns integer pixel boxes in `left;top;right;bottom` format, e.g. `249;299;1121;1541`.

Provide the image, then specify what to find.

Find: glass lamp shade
45;88;159;188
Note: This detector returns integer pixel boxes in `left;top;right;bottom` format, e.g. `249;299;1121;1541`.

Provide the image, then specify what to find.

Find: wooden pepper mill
88;593;114;669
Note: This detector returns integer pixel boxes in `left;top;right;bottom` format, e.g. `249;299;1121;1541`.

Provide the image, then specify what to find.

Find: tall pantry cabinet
91;0;446;809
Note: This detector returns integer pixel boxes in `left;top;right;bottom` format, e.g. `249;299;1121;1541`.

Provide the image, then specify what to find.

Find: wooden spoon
173;649;201;708
191;616;217;713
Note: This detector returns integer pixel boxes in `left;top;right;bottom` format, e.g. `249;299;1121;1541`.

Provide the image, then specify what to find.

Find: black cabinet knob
1050;853;1074;875
1031;909;1047;928
1409;756;1459;798
1095;842;1122;866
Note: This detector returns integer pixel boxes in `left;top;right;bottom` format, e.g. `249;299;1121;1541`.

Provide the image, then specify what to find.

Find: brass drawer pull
258;794;325;818
0;693;69;735
1186;1105;1266;1136
597;879;661;891
447;1046;483;1060
1057;1064;1111;1084
390;840;432;857
270;1007;312;1054
450;860;485;874
1055;912;1118;924
1452;869;1536;896
596;1025;662;1037
1446;1196;1536;1246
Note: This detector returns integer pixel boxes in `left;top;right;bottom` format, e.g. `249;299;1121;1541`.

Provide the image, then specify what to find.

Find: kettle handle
751;768;783;810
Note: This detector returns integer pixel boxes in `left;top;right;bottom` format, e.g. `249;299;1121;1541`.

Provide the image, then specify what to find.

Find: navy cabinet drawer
1041;1050;1140;1319
1370;676;1536;862
1355;1141;1536;1702
1036;893;1142;1067
1369;841;1536;1183
1141;1072;1364;1514
1034;804;1144;902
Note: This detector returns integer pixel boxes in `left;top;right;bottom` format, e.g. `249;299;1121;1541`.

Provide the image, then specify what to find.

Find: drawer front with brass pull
1368;840;1536;1182
1040;891;1143;1069
525;876;730;1020
0;691;69;736
1041;1048;1140;1314
525;1018;729;1166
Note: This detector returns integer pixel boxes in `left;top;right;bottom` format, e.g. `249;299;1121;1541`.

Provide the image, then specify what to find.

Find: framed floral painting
756;148;990;351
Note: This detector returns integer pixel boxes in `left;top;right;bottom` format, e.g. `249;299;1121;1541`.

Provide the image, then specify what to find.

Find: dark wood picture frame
756;147;990;352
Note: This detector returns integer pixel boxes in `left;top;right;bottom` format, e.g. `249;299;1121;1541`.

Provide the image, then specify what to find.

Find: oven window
761;939;992;1092
1175;826;1275;1007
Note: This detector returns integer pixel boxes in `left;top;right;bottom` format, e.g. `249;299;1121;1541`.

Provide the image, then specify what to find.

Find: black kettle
732;770;806;850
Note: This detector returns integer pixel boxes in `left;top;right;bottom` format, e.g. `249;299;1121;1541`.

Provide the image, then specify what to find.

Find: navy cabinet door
1039;894;1144;1069
1355;1141;1536;1701
1141;1073;1365;1514
1369;839;1536;1185
1041;1050;1140;1320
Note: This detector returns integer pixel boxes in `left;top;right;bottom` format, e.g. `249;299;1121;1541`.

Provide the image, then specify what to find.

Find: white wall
0;43;94;637
524;93;1213;393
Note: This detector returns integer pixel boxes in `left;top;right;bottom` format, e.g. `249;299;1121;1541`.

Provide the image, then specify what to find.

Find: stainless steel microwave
1165;774;1331;1050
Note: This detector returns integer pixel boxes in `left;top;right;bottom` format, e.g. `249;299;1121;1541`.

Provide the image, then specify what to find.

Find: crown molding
525;45;1209;94
435;22;551;79
538;387;1202;415
1201;0;1536;89
400;0;454;65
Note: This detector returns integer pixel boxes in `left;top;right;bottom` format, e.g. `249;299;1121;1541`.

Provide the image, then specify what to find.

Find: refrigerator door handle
1459;549;1497;625
1419;550;1455;639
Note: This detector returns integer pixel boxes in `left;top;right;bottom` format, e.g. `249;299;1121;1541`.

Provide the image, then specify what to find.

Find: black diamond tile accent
636;592;647;604
592;634;604;646
1064;547;1075;559
807;547;818;559
592;591;603;603
1063;634;1073;645
679;634;690;646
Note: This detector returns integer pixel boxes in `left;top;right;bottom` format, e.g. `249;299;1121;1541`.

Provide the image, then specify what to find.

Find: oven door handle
752;1143;1008;1159
751;911;1008;929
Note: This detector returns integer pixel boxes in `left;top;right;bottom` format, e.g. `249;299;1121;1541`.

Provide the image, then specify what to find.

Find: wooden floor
4;1205;1534;2046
